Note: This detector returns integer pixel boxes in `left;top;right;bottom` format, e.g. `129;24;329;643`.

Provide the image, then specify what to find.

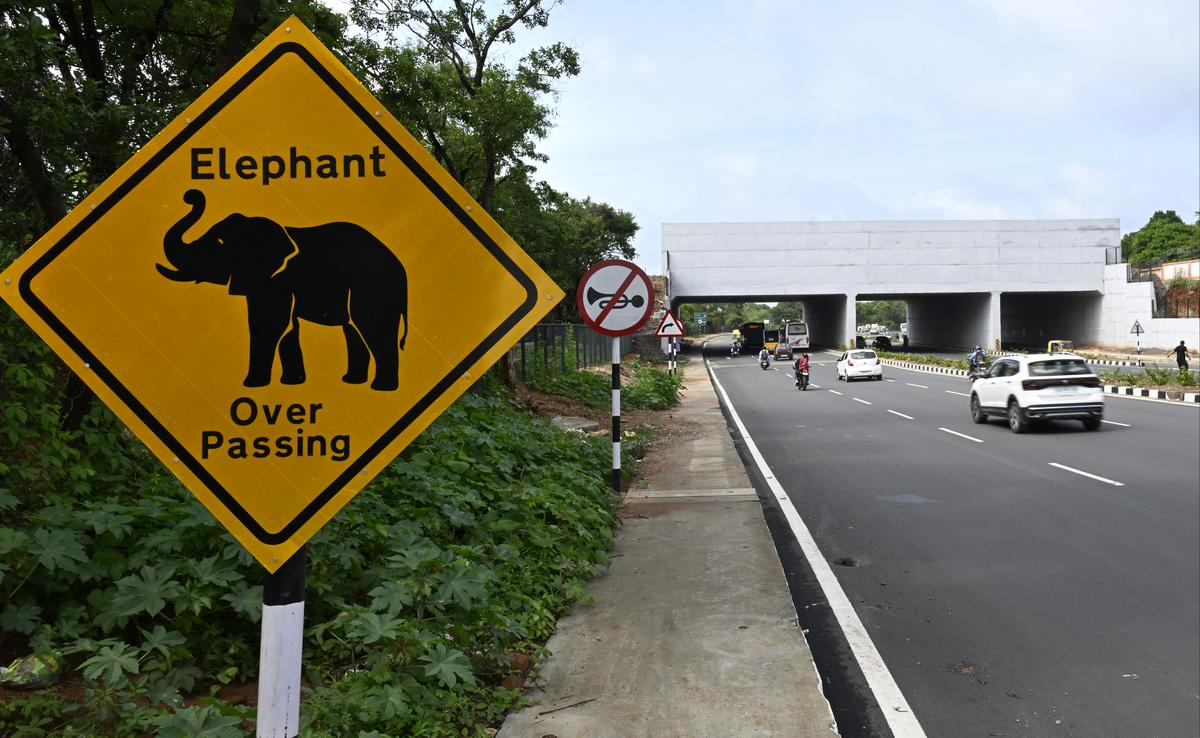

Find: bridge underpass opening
893;293;997;351
670;296;849;348
1001;292;1102;349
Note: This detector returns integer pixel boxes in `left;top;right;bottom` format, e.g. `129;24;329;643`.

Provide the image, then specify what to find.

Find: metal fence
509;323;633;382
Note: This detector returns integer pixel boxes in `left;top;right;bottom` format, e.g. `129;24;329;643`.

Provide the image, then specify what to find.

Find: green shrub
0;379;628;735
530;360;683;410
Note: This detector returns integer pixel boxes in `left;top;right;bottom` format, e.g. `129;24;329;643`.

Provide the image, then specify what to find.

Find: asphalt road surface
707;343;1200;737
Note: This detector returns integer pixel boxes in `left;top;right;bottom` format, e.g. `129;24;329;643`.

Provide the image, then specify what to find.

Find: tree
492;166;636;319
856;300;906;330
1120;210;1200;266
346;1;637;323
348;0;578;212
1;1;349;429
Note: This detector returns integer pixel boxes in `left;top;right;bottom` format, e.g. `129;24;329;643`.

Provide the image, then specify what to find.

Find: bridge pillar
844;293;857;349
988;291;1002;352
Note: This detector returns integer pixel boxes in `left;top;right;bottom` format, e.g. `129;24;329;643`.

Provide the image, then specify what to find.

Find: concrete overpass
662;219;1199;351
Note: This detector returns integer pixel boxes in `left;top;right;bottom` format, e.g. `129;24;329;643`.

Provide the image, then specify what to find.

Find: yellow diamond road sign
0;17;563;571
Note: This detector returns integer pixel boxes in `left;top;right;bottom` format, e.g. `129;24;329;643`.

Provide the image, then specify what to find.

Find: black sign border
17;41;537;545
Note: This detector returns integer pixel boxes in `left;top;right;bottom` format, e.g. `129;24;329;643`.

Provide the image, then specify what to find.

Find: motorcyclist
794;352;810;388
969;345;987;374
758;347;770;367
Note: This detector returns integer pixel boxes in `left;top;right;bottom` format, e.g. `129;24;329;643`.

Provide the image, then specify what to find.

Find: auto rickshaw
1047;339;1074;353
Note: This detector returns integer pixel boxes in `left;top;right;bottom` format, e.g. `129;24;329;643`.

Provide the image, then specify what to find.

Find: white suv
969;353;1104;433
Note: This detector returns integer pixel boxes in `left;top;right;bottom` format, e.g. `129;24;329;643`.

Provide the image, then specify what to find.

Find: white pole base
257;601;305;737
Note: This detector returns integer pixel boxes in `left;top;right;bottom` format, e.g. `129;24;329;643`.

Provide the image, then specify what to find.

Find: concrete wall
663;219;1118;300
1099;264;1200;350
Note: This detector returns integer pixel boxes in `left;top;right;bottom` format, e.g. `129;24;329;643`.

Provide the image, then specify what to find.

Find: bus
784;320;810;351
738;322;766;354
763;328;780;352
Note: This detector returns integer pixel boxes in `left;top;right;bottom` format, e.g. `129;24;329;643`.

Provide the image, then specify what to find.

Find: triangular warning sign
655;309;685;337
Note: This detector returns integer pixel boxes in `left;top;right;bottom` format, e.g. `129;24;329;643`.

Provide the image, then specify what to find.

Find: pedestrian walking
1167;340;1191;371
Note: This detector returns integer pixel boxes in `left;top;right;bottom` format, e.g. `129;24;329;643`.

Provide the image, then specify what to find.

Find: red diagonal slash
593;267;639;328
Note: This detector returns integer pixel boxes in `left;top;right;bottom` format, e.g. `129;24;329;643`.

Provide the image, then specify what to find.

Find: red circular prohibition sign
576;259;655;337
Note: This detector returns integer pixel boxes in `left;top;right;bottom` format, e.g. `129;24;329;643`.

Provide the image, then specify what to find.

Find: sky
500;0;1200;275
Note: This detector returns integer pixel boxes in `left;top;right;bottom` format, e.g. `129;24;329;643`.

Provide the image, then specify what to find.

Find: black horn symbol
586;286;645;310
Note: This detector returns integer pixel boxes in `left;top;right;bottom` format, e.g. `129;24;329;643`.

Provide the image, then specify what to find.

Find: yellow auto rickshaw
1047;339;1074;353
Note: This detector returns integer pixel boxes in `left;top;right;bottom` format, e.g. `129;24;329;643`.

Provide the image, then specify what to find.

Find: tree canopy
1120;210;1200;267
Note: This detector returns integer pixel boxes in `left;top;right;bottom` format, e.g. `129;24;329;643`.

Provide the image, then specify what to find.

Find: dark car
871;335;892;350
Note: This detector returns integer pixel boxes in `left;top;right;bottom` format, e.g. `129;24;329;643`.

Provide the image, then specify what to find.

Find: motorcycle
795;369;809;390
967;359;989;381
759;356;771;370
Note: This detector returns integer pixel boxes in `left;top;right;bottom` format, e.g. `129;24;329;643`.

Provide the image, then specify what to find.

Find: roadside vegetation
1095;366;1198;389
875;350;972;372
0;308;682;735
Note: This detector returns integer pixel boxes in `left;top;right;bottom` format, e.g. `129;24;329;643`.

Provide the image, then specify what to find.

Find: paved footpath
498;358;836;738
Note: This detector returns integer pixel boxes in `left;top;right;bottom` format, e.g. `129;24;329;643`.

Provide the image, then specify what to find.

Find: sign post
577;260;655;492
0;17;563;736
655;309;685;376
1131;320;1144;365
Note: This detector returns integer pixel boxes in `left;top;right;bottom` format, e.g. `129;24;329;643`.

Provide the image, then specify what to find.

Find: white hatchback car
969;353;1104;433
836;349;883;381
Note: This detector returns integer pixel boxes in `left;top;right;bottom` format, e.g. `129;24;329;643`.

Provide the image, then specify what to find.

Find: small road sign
577;260;655;336
1130;320;1144;335
655;309;685;338
0;19;562;571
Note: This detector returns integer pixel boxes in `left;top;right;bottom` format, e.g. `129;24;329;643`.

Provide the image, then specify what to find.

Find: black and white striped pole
612;335;622;492
576;259;656;497
257;545;307;738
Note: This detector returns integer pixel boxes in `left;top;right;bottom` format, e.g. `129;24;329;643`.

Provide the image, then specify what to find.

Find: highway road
705;343;1200;737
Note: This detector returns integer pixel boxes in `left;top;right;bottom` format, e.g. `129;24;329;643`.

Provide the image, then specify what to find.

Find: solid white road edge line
888;410;914;419
907;383;928;389
853;398;872;405
705;359;926;737
945;390;970;397
1048;462;1125;487
1100;420;1131;427
938;427;984;443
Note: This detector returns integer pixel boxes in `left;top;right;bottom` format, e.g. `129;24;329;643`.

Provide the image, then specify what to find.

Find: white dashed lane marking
939;427;984;443
945;390;970;397
1049;462;1124;487
907;383;928;388
853;398;872;405
887;410;914;419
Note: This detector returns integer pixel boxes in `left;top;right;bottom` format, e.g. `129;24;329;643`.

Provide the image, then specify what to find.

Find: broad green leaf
153;705;245;738
112;563;184;616
0;600;42;634
81;642;140;686
31;527;88;573
368;580;414;614
418;643;475;688
139;624;186;660
348;611;404;645
221;584;263;623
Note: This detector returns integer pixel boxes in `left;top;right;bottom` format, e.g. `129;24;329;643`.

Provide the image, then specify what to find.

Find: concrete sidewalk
498;358;836;737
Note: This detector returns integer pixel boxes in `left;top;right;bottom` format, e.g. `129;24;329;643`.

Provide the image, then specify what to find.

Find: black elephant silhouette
157;189;408;391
